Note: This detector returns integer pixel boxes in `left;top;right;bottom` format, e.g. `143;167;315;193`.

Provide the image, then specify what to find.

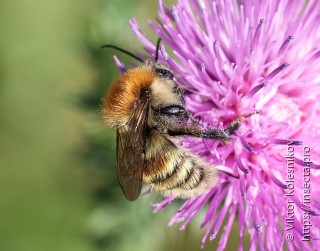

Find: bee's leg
225;172;239;179
224;110;261;136
204;110;261;141
168;111;260;140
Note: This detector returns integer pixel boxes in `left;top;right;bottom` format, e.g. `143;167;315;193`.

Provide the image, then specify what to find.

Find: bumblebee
102;39;257;200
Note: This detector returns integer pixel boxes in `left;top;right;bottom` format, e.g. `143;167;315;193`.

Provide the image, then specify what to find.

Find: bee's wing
116;99;149;201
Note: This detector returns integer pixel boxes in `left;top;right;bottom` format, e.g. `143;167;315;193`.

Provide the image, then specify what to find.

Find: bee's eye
157;105;185;116
154;68;174;80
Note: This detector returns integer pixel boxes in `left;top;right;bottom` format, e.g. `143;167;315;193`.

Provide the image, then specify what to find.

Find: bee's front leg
167;110;260;141
203;111;261;142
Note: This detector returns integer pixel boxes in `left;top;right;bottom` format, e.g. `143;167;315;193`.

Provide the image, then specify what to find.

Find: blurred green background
0;1;241;251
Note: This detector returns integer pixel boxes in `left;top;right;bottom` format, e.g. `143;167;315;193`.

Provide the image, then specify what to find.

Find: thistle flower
114;0;320;250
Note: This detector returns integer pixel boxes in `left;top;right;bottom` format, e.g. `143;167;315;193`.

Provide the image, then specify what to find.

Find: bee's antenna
101;44;144;63
155;38;162;63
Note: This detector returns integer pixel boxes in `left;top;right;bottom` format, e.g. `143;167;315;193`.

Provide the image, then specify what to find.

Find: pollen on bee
102;66;156;127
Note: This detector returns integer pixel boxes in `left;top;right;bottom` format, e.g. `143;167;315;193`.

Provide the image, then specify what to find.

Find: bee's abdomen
143;134;218;198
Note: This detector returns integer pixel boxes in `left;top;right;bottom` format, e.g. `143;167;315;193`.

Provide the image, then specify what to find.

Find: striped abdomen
143;131;218;198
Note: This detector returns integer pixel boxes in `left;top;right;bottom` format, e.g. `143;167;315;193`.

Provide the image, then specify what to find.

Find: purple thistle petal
129;18;155;52
278;35;294;56
235;157;251;174
252;19;265;50
178;190;214;230
263;62;289;82
237;199;246;250
159;0;174;21
239;174;247;197
269;138;303;145
213;41;223;66
239;136;255;153
269;172;287;189
151;196;176;212
159;44;168;61
141;188;152;195
171;5;179;22
311;50;320;61
247;82;268;97
200;185;228;228
209;196;230;240
294;158;320;170
113;56;127;73
291;197;320;217
216;205;236;251
252;206;264;250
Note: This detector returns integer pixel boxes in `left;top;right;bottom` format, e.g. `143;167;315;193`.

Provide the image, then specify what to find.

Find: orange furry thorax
102;67;156;127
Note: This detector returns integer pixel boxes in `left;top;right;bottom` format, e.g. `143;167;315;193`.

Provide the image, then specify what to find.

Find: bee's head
102;38;189;130
147;64;189;133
